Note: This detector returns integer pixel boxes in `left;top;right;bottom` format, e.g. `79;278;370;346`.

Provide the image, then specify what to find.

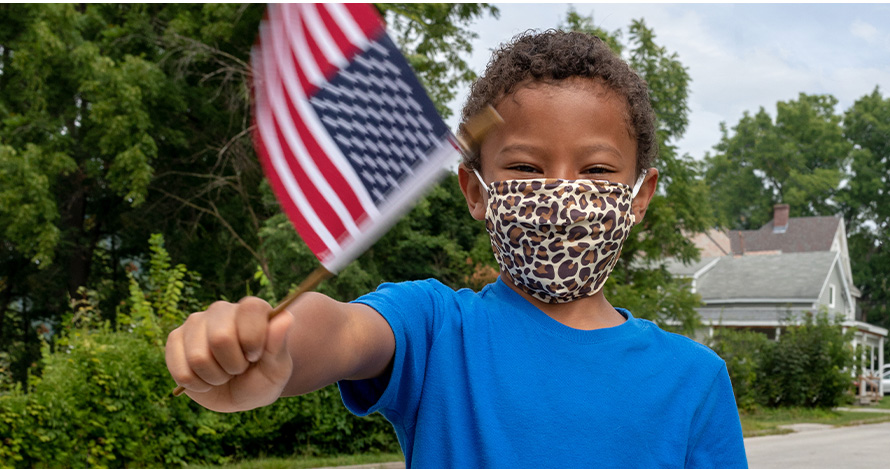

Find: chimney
738;231;745;255
773;204;790;233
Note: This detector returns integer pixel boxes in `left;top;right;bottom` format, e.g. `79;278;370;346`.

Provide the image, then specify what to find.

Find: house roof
728;216;840;255
661;256;719;278
695;251;838;302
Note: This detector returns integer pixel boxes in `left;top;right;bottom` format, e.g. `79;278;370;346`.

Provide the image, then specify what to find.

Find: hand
165;297;294;412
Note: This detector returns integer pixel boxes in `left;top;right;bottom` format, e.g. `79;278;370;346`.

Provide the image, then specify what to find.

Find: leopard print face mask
475;170;645;304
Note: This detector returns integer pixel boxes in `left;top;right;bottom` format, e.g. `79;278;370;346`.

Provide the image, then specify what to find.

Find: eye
508;164;540;173
583;166;610;175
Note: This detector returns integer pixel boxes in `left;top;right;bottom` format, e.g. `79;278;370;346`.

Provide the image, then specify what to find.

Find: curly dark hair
459;29;657;176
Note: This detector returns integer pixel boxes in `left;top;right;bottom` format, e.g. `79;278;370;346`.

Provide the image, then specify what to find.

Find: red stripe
316;4;362;60
270;7;366;223
277;75;367;223
252;116;331;261
299;12;338;83
256;24;348;251
343;3;384;40
290;45;319;97
268;89;349;243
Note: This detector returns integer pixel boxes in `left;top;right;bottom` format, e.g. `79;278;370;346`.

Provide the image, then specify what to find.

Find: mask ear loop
631;169;648;199
473;169;488;188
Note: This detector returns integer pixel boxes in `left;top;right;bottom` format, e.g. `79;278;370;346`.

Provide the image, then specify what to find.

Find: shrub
756;311;854;408
709;310;855;409
708;328;769;410
0;235;398;468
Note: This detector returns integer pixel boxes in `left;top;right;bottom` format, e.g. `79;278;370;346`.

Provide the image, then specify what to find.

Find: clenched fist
165;297;294;412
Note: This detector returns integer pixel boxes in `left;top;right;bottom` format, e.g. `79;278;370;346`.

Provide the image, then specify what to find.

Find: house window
829;284;836;308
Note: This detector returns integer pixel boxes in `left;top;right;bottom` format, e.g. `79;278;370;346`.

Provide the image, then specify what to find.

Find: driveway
745;421;890;468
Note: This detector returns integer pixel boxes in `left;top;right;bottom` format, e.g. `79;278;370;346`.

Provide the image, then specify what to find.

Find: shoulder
628;314;726;374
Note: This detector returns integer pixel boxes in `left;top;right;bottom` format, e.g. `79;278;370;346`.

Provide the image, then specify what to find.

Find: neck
499;273;626;330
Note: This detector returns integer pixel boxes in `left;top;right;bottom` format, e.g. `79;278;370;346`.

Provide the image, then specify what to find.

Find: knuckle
207;300;234;313
207;326;236;350
238;296;272;314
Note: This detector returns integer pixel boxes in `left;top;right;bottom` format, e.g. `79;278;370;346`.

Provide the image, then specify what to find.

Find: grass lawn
741;399;890;437
188;400;890;466
185;453;405;469
186;452;404;469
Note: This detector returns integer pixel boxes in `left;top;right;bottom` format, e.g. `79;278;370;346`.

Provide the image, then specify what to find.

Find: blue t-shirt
339;278;747;468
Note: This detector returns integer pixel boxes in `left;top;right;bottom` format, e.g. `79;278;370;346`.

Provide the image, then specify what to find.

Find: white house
666;204;887;398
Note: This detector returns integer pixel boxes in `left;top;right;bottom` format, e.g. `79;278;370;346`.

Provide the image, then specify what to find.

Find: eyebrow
499;143;623;158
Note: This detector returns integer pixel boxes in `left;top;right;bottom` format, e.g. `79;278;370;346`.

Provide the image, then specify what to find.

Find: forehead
479;78;636;165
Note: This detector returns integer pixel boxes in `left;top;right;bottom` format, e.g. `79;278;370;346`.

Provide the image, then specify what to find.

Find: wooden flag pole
172;105;502;397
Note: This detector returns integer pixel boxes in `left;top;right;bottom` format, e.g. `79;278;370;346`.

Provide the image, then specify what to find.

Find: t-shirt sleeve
685;363;749;468
337;279;447;426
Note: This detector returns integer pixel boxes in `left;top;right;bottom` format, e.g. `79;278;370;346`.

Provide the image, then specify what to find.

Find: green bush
709;310;855;410
708;328;769;410
756;311;854;408
0;235;397;468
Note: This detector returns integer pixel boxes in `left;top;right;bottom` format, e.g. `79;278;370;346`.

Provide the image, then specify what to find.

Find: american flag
252;3;459;274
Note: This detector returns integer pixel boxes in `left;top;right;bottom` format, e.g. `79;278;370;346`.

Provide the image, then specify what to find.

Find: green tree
0;3;194;385
0;3;499;386
705;93;851;229
561;10;710;333
840;87;890;337
378;3;500;119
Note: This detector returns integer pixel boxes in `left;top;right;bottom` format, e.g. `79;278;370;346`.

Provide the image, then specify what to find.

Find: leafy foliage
840;87;890;339
709;311;855;409
0;2;497;390
378;4;500;119
0;236;397;468
704;93;851;229
708;328;770;410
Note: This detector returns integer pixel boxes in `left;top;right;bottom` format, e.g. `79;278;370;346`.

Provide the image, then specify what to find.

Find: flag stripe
298;12;338;82
298;3;348;70
269;8;376;223
279;4;326;91
342;3;384;40
314;3;356;59
251;3;459;274
252;49;332;260
266;12;363;234
326;3;374;50
256;27;344;255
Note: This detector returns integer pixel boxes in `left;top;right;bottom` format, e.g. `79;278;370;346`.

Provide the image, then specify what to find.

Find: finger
182;307;232;386
255;310;295;385
166;326;213;393
235;297;273;363
206;302;251;376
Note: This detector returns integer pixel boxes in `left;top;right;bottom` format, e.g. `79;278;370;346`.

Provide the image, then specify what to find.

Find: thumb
265;310;294;357
254;310;294;386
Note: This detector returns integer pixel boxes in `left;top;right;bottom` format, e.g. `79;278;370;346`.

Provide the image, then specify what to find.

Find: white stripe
276;6;380;218
266;12;362;238
279;3;325;88
255;24;341;258
323;3;370;50
297;3;348;69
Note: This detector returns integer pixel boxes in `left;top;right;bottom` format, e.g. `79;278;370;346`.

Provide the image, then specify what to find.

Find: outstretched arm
165;292;394;413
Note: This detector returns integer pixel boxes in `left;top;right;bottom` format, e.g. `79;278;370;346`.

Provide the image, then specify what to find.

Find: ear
458;163;487;221
631;168;659;224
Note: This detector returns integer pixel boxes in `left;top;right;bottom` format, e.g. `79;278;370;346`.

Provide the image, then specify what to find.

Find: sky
444;3;890;161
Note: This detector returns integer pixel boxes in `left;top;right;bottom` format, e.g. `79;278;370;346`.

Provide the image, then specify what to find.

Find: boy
166;30;748;467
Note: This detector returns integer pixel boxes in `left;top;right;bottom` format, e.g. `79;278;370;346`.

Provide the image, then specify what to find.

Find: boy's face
459;78;658;224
